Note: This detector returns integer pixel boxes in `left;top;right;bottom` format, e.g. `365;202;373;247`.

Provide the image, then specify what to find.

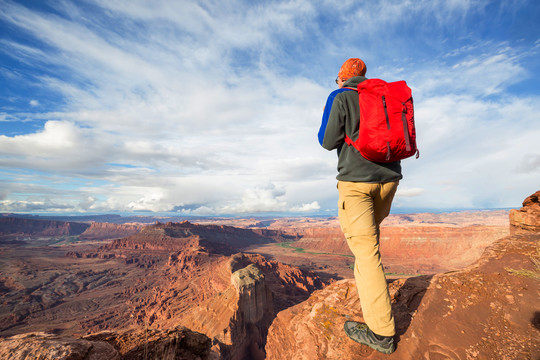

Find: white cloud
515;154;540;174
29;100;39;107
351;0;476;30
189;206;217;216
218;183;288;214
290;201;321;212
407;45;528;99
0;199;73;212
396;89;540;209
0;121;78;153
78;196;96;211
0;113;16;122
396;188;425;198
126;189;169;212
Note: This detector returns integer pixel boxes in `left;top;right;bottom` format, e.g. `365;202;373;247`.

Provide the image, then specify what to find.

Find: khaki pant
337;180;399;337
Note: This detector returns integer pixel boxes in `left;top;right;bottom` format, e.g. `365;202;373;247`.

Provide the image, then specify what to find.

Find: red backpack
344;78;419;163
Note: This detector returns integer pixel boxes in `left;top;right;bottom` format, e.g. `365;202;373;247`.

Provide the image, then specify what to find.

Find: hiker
318;58;403;354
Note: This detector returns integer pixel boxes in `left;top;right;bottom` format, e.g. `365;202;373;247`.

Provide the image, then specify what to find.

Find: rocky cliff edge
0;326;215;360
265;192;540;360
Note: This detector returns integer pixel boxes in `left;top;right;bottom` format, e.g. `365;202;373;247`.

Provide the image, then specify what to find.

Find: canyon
0;196;538;359
0;220;322;359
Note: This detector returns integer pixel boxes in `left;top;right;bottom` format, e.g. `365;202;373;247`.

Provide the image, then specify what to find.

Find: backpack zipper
382;96;390;129
382;95;392;160
401;103;412;152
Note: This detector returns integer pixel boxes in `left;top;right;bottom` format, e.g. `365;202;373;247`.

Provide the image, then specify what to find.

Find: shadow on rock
84;326;216;360
532;311;540;331
390;275;434;341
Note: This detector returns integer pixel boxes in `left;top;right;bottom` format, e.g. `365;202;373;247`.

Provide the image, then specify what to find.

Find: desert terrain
243;210;510;279
1;200;538;359
0;219;323;359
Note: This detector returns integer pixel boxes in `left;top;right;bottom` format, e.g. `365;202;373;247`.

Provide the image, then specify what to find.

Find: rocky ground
265;234;539;359
0;326;215;360
264;192;540;359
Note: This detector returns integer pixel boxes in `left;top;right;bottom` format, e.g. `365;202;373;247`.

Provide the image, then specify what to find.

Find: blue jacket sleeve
318;88;352;146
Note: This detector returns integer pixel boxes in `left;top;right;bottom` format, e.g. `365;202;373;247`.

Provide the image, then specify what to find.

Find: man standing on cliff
318;58;401;354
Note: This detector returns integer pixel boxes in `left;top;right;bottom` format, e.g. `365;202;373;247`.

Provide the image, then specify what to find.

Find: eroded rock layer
286;224;509;273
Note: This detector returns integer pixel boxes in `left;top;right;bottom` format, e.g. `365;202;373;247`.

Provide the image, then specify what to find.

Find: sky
0;0;539;216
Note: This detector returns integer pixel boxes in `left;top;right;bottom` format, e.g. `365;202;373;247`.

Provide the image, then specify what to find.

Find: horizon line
0;207;515;220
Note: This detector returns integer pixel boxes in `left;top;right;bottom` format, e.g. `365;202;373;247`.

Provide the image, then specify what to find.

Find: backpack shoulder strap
341;87;358;147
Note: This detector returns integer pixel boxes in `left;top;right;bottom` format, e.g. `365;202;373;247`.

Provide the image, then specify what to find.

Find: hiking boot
343;321;396;354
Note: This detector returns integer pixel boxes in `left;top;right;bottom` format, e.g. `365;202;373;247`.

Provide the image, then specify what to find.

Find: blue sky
0;0;539;215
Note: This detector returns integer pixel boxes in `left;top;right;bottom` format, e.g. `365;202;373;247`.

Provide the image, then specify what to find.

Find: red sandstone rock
510;190;540;232
85;326;216;359
379;225;510;272
98;221;291;255
163;252;325;359
0;327;216;360
0;332;119;360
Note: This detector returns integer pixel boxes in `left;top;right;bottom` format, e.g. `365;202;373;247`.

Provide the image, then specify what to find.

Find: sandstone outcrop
172;253;325;359
231;264;273;325
0;332;120;360
0;326;215;360
85;326;215;360
510;190;540;232
379;225;510;272
265;194;540;359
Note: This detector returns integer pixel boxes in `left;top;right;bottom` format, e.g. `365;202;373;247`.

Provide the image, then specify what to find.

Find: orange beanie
338;58;367;80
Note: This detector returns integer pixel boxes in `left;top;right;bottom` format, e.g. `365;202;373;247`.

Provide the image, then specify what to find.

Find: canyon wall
291;223;509;273
79;222;143;240
379;225;510;272
0;217;90;237
0;217;143;242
